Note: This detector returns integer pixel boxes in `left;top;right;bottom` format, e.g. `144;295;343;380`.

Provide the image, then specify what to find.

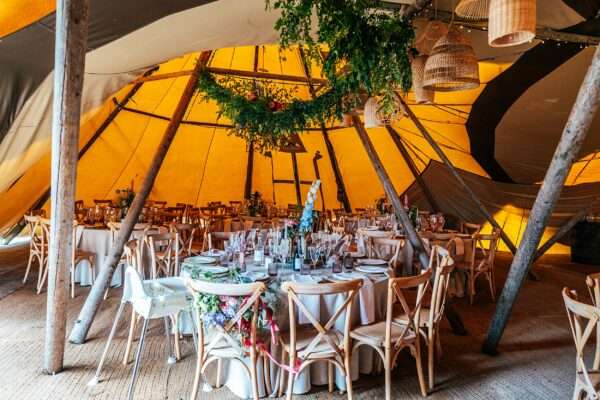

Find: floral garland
197;0;416;151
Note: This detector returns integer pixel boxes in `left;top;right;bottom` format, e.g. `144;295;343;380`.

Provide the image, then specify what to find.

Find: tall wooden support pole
298;48;352;212
385;125;439;212
398;96;518;254
291;152;302;205
352;116;429;268
354;115;466;335
43;0;90;374
69;52;211;344
312;151;326;211
483;45;600;355
244;143;254;199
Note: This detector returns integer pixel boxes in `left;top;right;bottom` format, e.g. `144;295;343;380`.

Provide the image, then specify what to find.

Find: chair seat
75;249;95;259
280;326;343;359
350;321;416;347
392;307;432;328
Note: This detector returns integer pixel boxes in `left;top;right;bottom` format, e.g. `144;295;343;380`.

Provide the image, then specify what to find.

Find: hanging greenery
197;0;416;150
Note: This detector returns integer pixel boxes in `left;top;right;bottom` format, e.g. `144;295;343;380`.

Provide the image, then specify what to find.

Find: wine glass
308;246;321;271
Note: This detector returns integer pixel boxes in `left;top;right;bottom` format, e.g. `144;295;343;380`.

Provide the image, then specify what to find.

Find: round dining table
178;257;389;398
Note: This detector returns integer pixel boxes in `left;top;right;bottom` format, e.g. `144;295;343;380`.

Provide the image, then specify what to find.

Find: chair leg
263;355;272;395
428;331;435;391
414;340;428;397
23;252;35;284
172;314;181;360
278;348;286;397
328;361;334;393
488;272;496;302
250;346;259;400
123;309;137;366
89;301;126;385
384;348;391;400
468;273;475;305
164;317;176;365
435;330;443;361
37;259;49;294
127;317;150;400
286;354;296;400
71;262;76;299
345;352;354;400
190;321;204;400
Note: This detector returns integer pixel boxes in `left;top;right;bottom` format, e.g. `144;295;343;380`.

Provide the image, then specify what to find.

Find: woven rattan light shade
423;26;480;92
488;0;536;47
455;0;490;20
416;20;448;55
363;97;403;128
411;55;435;104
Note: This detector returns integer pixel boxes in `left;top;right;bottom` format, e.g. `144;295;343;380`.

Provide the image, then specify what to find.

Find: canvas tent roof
0;0;599;255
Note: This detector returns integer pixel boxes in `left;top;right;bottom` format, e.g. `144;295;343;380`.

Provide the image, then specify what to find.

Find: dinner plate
359;258;388;266
185;256;217;264
202;249;225;257
196;265;229;274
243;272;269;282
356;265;388;274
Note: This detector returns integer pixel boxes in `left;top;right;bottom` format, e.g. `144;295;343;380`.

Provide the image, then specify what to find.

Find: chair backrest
427;246;455;326
470;229;500;270
586;272;600;307
186;278;266;356
123;266;149;304
170;223;196;255
146;232;179;277
24;215;44;247
563;287;600;393
124;239;142;274
372;237;403;269
94;199;113;206
461;222;482;236
386;269;432;347
281;280;362;361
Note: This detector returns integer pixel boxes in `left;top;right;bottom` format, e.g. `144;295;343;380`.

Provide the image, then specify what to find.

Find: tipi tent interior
2;0;600;399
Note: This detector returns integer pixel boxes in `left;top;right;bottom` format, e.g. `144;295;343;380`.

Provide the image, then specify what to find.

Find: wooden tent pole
298;48;352;212
4;67;158;244
68;52;211;344
291;152;302;205
312;151;326;211
352;116;429;267
353;115;466;335
385;125;439;212
483;45;600;355
43;0;90;374
244;144;255;199
398;96;518;254
532;202;597;263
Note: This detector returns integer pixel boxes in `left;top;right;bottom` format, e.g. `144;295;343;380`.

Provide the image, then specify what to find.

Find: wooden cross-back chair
93;199;113;206
186;279;266;400
351;270;431;399
279;280;362;399
146;232;179;278
107;222;149;281
34;218;52;294
22;215;48;291
169;223;196;259
394;245;454;390
371;237;403;273
586;273;600;371
70;221;96;298
563;288;600;400
455;228;500;304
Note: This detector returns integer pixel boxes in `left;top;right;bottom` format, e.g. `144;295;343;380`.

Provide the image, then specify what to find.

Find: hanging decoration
364;96;404;128
423;25;480;92
411;55;435;104
455;0;490;20
416;20;448;55
488;0;536;47
198;0;417;149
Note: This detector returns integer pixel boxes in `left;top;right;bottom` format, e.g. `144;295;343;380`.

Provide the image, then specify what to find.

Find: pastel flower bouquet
299;180;321;234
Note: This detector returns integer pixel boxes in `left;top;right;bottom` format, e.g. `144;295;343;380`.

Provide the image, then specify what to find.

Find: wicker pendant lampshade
488;0;536;47
423;26;480;92
455;0;490;20
416;20;448;55
411;55;435;104
363;97;403;128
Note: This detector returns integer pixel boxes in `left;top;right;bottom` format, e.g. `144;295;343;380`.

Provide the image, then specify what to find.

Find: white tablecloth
179;263;388;398
73;227;158;287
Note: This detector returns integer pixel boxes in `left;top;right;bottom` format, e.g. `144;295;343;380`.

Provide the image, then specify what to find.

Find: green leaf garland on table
197;0;416;150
